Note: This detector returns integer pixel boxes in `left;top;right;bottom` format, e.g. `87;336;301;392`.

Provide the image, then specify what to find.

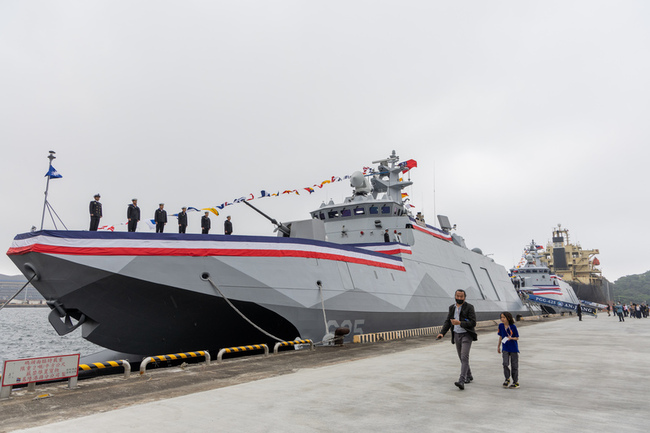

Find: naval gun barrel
241;200;291;236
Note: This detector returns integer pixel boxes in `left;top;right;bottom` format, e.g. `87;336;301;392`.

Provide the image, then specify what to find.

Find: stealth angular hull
7;152;532;357
8;227;529;356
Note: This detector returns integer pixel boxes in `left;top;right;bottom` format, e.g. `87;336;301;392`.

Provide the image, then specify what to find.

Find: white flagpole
40;151;56;230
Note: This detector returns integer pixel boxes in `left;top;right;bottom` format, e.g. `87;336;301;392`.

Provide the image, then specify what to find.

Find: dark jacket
127;204;140;221
177;211;188;226
224;219;232;235
201;216;211;230
439;301;478;344
89;201;102;218
154;208;167;224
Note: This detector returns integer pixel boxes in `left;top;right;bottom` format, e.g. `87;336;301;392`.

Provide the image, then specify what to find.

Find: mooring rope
205;277;285;342
317;281;329;335
0;274;37;313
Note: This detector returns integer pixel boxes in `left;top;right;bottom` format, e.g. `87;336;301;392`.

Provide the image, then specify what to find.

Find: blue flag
45;166;63;179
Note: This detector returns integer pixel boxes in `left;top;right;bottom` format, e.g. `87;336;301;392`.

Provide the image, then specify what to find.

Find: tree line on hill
611;270;650;304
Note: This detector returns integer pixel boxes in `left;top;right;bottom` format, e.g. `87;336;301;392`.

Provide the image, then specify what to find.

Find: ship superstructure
541;225;602;287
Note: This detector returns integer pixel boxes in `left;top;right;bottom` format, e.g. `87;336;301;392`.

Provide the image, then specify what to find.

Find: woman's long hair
501;311;515;326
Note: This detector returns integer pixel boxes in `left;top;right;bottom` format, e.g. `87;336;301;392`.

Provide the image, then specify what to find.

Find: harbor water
0;308;102;366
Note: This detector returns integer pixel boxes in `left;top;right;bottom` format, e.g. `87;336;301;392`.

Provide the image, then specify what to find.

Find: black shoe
464;377;473;383
454;381;465;390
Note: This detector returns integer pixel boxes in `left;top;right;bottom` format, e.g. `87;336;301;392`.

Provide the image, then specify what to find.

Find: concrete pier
3;315;649;432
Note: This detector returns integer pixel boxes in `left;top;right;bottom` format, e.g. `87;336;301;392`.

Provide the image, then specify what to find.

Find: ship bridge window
341;209;352;217
370;206;379;214
319;212;325;220
354;207;365;215
381;206;391;214
328;210;340;218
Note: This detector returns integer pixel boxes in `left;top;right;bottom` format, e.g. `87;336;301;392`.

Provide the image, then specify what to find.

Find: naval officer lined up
127;199;140;232
178;207;188;233
89;197;230;234
89;194;102;231
154;203;167;233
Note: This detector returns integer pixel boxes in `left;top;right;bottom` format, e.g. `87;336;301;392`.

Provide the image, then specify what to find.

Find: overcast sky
1;1;648;282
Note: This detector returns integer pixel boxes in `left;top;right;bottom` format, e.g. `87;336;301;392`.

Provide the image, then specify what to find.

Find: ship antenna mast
40;150;68;231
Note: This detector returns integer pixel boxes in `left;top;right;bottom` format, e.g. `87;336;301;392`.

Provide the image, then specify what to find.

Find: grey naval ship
8;151;532;358
511;240;580;313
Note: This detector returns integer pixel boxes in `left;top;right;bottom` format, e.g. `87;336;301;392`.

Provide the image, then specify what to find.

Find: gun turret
241;200;291;237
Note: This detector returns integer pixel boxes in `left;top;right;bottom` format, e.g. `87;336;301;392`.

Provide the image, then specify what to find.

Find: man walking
437;289;478;390
89;194;102;231
201;211;211;234
576;303;582;321
178;207;188;233
127;198;140;232
224;215;233;235
154;203;167;233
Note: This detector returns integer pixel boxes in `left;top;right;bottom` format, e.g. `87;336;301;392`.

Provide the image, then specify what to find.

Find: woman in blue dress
497;311;519;388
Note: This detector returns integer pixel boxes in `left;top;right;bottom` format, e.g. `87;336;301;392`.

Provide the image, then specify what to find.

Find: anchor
47;300;86;335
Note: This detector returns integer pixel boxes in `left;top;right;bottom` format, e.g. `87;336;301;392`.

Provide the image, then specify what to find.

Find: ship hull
8;230;531;357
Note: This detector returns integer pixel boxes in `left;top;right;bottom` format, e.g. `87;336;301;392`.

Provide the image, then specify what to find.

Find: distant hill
0;273;43;301
0;274;29;283
612;271;650;304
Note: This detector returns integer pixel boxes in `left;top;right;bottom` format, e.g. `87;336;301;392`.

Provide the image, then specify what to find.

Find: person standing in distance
89;194;102;231
178;207;188;233
154;203;167;233
201;211;211;234
127;198;140;232
384;229;390;242
437;289;478;390
224;215;233;235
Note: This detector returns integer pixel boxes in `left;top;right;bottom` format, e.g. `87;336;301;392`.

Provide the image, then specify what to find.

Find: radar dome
350;171;365;187
350;171;371;194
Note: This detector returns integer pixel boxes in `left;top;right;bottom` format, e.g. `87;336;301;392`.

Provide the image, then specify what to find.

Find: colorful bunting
105;159;418;231
202;208;220;216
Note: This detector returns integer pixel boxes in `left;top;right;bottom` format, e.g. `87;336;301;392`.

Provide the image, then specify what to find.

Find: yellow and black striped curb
140;350;210;375
217;344;269;362
148;351;207;362
79;360;131;378
353;326;443;343
273;339;314;354
353;314;567;344
79;360;126;371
